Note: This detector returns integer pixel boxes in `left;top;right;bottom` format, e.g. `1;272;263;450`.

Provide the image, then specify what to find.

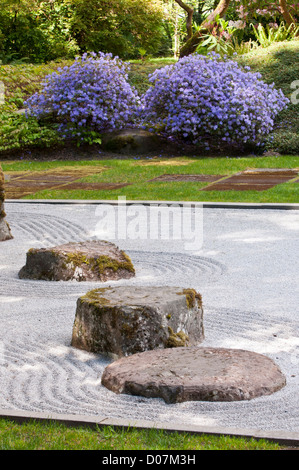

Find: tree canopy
0;0;298;62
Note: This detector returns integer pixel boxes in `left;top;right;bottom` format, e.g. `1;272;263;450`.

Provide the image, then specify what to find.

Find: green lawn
0;418;284;450
2;155;299;203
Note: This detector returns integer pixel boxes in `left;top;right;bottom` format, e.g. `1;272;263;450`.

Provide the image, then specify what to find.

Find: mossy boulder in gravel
0;165;13;242
71;286;204;358
18;240;135;282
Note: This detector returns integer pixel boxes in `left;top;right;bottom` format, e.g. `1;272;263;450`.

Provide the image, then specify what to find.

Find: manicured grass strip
2;155;299;178
3;155;298;203
0;418;283;450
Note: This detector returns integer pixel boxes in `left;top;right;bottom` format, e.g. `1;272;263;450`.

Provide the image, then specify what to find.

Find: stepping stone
101;347;286;403
18;240;135;282
202;168;298;192
4;167;104;198
71;286;204;357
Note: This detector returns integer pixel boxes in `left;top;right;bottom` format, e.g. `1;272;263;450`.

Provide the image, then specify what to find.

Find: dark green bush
264;130;299;154
235;40;299;154
69;0;167;59
0;0;169;63
0;112;63;152
0;5;78;64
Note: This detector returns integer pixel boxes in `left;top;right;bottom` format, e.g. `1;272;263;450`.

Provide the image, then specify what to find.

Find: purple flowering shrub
139;53;289;149
25;52;140;143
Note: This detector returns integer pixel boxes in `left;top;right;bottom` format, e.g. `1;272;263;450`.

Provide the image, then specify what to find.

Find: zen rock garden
1;184;286;403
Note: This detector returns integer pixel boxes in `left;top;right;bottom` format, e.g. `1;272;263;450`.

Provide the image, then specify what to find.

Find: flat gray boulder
18;240;135;282
101;346;286;403
71;286;204;357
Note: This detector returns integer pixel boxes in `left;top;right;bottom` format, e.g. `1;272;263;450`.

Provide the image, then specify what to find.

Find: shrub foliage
139;52;289;150
23;51;290;151
25;53;140;144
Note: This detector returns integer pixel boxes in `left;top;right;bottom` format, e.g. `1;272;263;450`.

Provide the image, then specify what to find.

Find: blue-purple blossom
139;53;289;148
25;52;140;141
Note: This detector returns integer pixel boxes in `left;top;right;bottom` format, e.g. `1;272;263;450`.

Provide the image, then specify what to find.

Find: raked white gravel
0;201;298;432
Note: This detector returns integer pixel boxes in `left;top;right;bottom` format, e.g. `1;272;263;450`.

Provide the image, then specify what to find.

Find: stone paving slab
4;167;105;198
202;168;299;192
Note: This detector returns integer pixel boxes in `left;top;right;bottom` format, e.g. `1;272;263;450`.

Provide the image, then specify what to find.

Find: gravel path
0;202;298;433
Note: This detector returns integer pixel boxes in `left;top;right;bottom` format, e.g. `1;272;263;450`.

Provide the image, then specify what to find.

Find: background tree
174;0;194;39
68;0;167;59
0;0;298;62
163;1;215;57
0;0;168;62
178;0;231;56
176;0;298;56
0;0;78;63
279;0;296;26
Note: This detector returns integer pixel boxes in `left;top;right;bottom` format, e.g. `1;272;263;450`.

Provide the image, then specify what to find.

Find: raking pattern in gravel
0;203;298;432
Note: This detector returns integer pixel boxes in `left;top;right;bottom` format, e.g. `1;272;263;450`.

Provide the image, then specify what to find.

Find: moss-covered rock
18;240;135;281
71;286;204;358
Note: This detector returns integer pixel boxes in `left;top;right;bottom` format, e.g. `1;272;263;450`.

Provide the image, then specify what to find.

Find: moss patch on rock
94;253;135;275
80;288;111;307
177;288;203;309
166;327;189;348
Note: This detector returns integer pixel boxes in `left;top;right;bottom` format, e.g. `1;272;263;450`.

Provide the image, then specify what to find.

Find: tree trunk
279;0;295;26
179;0;231;57
174;0;194;40
0;165;13;241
